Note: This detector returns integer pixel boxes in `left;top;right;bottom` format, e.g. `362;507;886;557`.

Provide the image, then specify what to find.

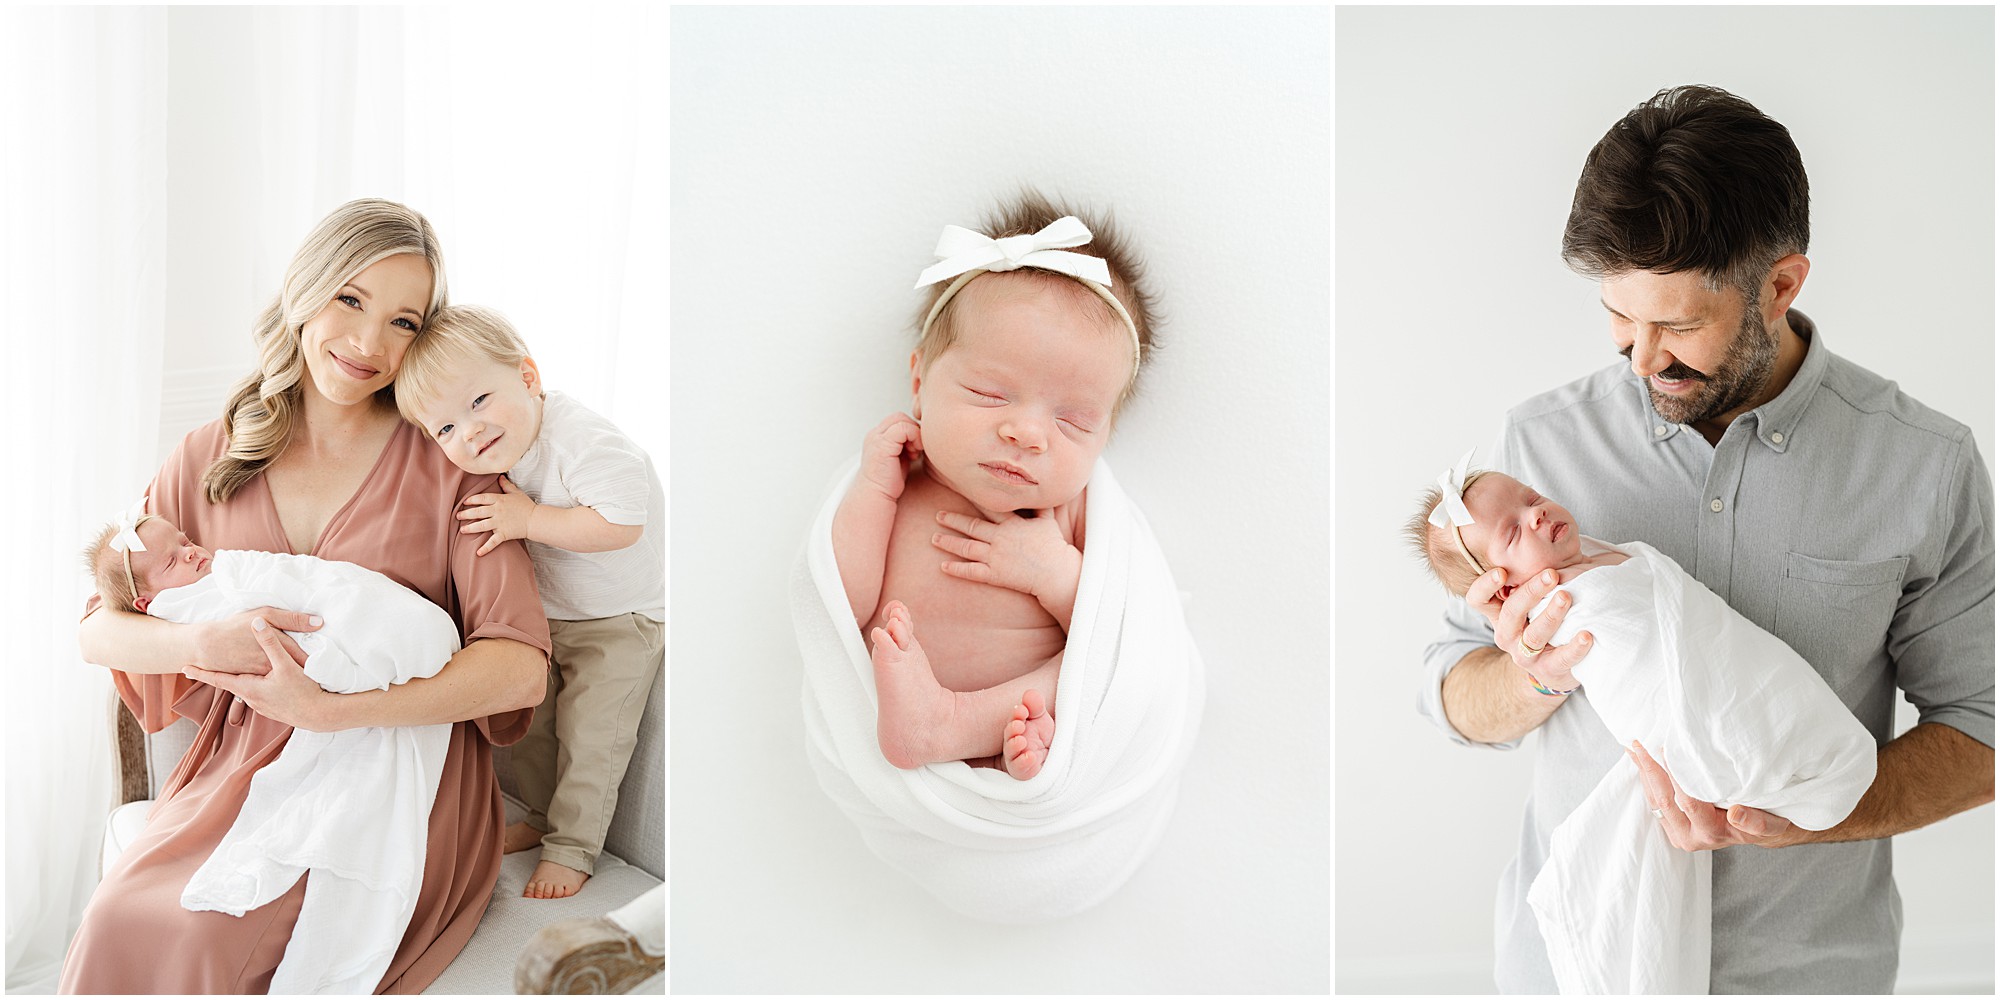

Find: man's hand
931;508;1081;602
1464;566;1594;691
1630;740;1806;850
859;412;923;502
458;477;538;556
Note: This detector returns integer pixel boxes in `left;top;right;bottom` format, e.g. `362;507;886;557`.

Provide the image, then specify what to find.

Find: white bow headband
1428;450;1486;575
914;216;1142;375
106;497;155;600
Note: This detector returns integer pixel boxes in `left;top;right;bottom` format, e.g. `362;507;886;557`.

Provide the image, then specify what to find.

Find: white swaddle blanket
795;455;1204;922
152;549;459;995
1523;539;1877;995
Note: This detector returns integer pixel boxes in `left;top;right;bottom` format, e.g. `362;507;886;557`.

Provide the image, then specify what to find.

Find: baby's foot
871;601;960;769
524;859;589;899
1002;688;1055;780
502;820;544;854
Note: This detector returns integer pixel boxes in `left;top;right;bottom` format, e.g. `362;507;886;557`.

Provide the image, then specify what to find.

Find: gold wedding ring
1517;637;1547;656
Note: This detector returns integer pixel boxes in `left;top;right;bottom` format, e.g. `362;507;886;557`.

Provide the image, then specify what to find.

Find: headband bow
108;497;150;553
1428;450;1477;529
913;215;1142;376
914;216;1112;290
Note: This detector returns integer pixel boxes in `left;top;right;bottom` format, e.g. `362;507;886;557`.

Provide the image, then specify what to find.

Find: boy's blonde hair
204;199;448;504
1404;470;1493;596
394;305;534;425
916;190;1159;414
84;523;143;613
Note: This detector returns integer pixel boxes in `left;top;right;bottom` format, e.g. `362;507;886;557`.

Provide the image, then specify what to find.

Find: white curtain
3;8;168;993
4;7;663;991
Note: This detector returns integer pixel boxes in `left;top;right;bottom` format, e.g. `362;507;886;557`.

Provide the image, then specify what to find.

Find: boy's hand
859;413;923;502
459;477;538;556
931;508;1081;602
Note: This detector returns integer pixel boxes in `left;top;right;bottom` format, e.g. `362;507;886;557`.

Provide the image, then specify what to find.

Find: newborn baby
1405;455;1876;993
89;509;458;693
87;506;460;994
831;197;1157;780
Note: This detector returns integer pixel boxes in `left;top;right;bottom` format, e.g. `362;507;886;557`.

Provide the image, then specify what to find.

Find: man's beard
1635;297;1778;427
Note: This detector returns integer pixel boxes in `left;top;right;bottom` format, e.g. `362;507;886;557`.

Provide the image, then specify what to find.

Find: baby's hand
931;508;1081;601
458;477;538;556
859;412;923;502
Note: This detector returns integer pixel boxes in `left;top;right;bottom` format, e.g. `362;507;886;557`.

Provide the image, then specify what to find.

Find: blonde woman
62;199;550;994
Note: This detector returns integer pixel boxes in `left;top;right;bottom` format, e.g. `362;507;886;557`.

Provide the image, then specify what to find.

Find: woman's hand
190;607;319;676
1463;567;1593;692
184;616;338;732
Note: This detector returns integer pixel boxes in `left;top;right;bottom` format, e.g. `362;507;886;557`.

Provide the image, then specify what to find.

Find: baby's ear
908;350;924;418
519;356;543;393
133;594;150;613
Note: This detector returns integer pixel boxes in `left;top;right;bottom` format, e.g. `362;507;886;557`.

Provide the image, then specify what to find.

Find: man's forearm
1441;646;1567;744
1793;722;1994;845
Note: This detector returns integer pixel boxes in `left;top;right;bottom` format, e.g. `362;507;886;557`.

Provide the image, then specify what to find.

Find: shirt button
1655;425;1668;438
1710;498;1724;513
1771;431;1784;444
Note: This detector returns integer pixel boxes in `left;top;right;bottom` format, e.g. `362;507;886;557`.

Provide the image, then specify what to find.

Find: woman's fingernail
1579;633;1592;645
309;616;323;627
253;617;267;631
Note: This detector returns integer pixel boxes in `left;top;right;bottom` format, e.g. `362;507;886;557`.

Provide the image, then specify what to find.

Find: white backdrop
1336;6;1994;994
671;7;1327;993
5;7;665;992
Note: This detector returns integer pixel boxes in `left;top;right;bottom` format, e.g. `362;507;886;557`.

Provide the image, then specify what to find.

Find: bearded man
1420;84;1995;993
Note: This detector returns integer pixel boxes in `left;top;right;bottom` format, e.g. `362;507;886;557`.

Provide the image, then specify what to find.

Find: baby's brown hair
915;189;1159;414
83;522;143;613
1404;471;1493;596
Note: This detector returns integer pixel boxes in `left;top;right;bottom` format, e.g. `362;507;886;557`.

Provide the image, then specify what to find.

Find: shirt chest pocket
1772;552;1909;695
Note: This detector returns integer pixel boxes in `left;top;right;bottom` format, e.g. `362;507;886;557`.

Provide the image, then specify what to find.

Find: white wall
670;7;1328;993
154;7;665;469
1335;6;1994;994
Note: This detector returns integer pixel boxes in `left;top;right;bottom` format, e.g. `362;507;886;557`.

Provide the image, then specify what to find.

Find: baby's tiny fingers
930;532;989;560
934;509;991;539
475;534;501;556
940;561;995;584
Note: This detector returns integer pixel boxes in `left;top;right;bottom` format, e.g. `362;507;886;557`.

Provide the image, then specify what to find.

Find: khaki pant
515;613;663;874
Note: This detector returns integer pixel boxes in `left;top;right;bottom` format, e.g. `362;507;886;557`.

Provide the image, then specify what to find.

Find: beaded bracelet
1524;670;1577;697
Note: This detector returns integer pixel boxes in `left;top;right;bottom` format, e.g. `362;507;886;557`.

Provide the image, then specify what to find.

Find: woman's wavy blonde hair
201;199;448;503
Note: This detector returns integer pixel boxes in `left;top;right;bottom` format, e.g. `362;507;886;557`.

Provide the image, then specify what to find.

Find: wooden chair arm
514;914;663;994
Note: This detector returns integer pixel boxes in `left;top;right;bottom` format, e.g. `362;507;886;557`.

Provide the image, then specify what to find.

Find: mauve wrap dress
59;418;551;995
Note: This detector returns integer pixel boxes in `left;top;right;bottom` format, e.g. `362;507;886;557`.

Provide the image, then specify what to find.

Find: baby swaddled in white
1409;462;1877;994
100;510;461;995
1523;538;1876;994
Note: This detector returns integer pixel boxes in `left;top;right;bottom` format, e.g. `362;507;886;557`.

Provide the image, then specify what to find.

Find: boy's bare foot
870;600;964;769
524;859;589;899
1002;688;1055;780
503;820;544;854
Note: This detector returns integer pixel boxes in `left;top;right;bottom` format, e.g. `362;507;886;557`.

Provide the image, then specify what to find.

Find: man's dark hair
1562;85;1810;300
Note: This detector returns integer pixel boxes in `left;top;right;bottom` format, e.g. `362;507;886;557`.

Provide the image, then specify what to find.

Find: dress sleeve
102;431;208;732
450;472;553;745
1888;430;1996;747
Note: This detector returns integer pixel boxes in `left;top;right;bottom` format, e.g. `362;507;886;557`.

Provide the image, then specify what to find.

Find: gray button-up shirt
1420;312;1995;993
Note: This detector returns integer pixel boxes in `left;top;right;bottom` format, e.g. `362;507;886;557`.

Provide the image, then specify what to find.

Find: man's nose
1628;328;1671;379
